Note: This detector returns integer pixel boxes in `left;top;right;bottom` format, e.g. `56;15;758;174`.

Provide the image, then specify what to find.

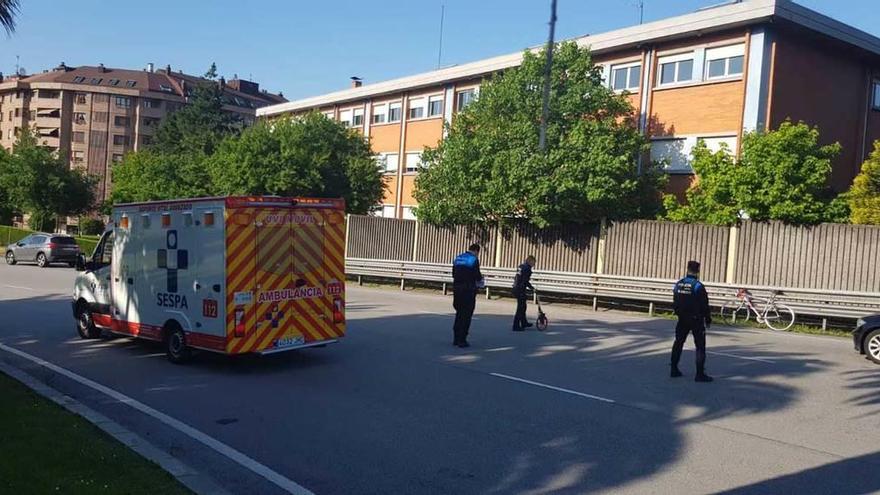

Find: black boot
695;372;714;382
670;367;683;378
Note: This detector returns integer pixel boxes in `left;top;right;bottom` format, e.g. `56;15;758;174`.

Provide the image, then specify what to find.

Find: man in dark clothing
670;260;714;382
512;255;536;331
452;244;484;348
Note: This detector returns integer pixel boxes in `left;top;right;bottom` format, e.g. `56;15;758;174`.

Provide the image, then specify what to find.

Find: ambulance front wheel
165;324;192;364
75;303;101;339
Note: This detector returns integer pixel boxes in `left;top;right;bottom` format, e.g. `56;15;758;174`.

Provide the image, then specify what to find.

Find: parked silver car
5;233;81;268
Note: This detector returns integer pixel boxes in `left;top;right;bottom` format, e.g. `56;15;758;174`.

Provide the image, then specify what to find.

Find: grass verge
0;371;191;495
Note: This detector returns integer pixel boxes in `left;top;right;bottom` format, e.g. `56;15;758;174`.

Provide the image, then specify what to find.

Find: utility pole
437;5;445;69
538;0;557;153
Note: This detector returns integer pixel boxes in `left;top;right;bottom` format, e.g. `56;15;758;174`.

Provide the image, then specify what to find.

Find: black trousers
671;317;707;374
452;289;477;344
513;294;528;329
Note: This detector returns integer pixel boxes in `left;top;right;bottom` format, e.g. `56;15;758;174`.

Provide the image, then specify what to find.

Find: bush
28;211;56;232
79;218;106;236
848;141;880;225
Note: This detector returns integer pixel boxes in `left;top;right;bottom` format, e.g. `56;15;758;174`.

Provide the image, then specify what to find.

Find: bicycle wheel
721;300;750;325
763;303;795;331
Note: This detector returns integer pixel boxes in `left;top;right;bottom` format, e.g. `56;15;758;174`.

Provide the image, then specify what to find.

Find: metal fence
345;215;880;299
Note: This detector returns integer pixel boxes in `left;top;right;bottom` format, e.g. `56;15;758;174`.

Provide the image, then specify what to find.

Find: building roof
0;64;286;109
258;0;880;117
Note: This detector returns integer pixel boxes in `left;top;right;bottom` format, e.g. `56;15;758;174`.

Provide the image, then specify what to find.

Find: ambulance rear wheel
165;324;192;364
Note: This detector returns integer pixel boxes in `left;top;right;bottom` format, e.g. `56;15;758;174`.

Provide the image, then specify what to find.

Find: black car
854;315;880;365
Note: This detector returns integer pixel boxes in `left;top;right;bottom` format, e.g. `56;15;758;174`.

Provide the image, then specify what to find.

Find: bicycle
720;288;796;331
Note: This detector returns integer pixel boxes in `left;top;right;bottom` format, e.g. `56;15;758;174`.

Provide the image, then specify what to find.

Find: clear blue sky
1;0;878;101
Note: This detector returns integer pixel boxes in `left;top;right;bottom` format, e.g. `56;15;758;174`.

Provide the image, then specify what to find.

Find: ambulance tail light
333;297;344;324
234;307;246;337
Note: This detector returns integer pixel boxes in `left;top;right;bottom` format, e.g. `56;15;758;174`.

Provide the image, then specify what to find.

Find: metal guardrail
345;258;880;323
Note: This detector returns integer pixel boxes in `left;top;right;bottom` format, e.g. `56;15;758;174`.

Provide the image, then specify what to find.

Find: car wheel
75;303;102;339
67;262;76;268
165;324;192;364
5;251;16;265
865;329;880;365
36;253;48;268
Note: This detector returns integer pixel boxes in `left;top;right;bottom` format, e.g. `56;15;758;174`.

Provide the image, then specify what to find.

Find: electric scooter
535;291;549;331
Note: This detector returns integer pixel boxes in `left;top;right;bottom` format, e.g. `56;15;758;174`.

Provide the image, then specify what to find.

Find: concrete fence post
726;224;739;284
494;224;503;268
344;214;351;258
595;218;608;275
412;220;420;262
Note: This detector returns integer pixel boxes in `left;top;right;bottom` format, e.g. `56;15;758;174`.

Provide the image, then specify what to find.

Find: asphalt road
1;262;879;495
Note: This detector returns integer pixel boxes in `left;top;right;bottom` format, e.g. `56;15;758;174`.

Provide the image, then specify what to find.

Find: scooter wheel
537;315;549;331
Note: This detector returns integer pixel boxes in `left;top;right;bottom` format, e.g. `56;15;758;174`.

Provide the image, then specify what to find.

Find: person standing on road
670;260;714;382
512;255;536;331
452;244;484;348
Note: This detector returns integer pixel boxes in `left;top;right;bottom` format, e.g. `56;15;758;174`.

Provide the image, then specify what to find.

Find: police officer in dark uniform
512;255;536;331
452;244;484;348
670;260;714;382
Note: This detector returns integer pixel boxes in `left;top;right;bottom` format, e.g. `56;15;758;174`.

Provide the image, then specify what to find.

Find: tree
664;121;845;225
0;128;96;226
847;140;880;225
414;41;661;227
208;113;384;214
110;150;212;204
204;62;218;80
1;0;20;34
0;146;14;223
152;73;240;157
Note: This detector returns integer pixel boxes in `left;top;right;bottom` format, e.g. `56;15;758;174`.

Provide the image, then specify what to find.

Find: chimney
147;62;154;73
166;64;172;74
350;76;362;88
98;63;106;73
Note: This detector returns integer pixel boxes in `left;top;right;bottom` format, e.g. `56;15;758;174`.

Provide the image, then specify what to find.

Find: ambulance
72;196;347;363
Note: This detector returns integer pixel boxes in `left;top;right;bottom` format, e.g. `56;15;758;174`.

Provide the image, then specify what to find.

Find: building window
75;93;87;104
92;111;108;123
109;79;120;86
141;135;153;146
404;152;422;173
112;153;124;163
14;108;20;117
872;81;880;111
428;95;443;117
352;108;364;126
73;131;85;143
126;80;137;88
93;94;109;104
372;104;387;124
73;112;86;125
143;117;160;127
388;102;402;123
115;96;131;108
339;109;353;127
456;89;476;111
159;85;173;93
73;76;85;83
113;135;130;146
658;53;695;86
408;97;426;119
90;78;103;85
71;151;84;163
142;98;160;109
650;135;737;173
28;110;35;120
39;90;60;99
705;44;745;80
610;62;642;91
114;116;130;127
377;153;398;173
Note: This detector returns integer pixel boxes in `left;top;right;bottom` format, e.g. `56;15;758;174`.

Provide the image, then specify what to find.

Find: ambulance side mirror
74;254;87;272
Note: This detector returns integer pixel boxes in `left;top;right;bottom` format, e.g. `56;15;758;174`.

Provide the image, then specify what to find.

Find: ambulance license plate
273;336;305;349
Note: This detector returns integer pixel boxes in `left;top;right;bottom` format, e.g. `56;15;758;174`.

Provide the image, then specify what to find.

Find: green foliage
204;62;218;80
111;150;212;203
209;114;384;214
79;218;106;236
152;75;240;157
664;121;844;225
27;210;54;232
0;128;96;223
0;0;20;34
847;141;880;225
414;41;659;227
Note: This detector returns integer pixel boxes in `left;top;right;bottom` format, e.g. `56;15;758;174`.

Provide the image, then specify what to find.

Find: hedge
0;226;100;257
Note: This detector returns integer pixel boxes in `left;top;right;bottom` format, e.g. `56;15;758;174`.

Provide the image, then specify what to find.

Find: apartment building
258;0;880;219
0;63;285;201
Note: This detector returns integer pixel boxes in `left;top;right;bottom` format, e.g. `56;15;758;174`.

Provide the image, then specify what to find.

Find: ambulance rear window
203;212;215;227
183;212;193;227
161;213;171;228
142;214;151;229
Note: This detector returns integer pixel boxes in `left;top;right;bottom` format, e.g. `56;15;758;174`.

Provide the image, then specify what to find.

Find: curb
0;360;232;495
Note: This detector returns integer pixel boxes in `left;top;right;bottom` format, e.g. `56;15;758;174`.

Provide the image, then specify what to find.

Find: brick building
0;63;285;201
258;0;880;219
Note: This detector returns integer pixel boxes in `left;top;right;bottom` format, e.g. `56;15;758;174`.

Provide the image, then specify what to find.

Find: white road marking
0;343;314;495
490;372;615;404
707;350;776;364
1;284;37;291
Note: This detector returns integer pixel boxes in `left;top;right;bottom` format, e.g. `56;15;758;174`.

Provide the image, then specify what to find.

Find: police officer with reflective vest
452;244;484;348
670;260;714;382
512;255;536;331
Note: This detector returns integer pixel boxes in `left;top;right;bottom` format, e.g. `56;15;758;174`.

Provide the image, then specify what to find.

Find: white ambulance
72;196;347;363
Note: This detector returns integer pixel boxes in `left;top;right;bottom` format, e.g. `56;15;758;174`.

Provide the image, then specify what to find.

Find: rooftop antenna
15;54;19;75
437;4;445;69
638;1;644;24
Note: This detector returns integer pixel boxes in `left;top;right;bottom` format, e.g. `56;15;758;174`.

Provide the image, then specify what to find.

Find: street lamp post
538;0;558;153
